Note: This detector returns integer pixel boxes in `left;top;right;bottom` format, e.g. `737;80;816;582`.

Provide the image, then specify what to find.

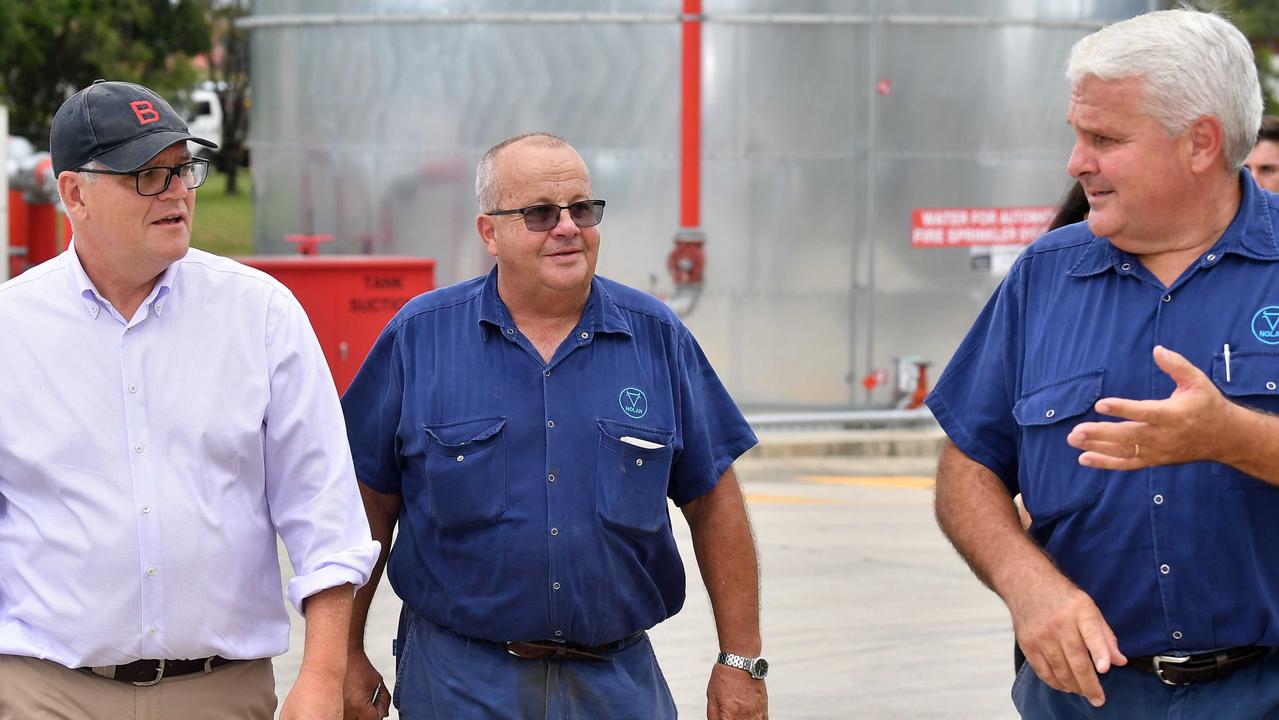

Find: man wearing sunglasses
342;133;768;719
0;80;379;719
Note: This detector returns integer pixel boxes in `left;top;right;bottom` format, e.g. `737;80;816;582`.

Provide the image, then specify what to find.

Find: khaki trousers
0;654;277;720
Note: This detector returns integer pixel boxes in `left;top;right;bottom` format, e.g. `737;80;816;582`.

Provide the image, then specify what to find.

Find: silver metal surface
247;0;1155;408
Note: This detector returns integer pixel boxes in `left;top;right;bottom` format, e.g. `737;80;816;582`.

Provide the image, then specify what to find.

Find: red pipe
680;0;701;230
668;0;706;288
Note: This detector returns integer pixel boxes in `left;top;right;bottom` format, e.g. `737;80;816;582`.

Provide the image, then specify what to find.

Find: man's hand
343;650;391;720
282;666;345;720
1067;345;1232;470
1008;572;1126;707
706;662;767;719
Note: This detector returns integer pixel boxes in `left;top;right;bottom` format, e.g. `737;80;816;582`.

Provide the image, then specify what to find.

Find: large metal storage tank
244;0;1156;408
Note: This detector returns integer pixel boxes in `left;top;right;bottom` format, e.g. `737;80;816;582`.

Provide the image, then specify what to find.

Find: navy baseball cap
50;79;218;176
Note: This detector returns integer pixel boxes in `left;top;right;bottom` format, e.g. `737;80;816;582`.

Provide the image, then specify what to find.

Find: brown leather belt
1130;646;1271;686
79;655;236;686
505;631;646;663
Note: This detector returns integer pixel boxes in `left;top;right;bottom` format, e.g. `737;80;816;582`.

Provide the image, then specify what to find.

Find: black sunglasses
487;200;605;232
75;159;210;197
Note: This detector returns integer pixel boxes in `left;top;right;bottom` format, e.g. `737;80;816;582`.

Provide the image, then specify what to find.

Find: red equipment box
240;256;436;393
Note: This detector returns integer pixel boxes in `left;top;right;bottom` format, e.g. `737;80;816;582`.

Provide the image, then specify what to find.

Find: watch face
751;658;769;678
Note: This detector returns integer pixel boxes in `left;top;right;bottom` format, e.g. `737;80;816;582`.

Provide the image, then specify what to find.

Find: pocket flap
424;417;507;451
1012;370;1105;426
1211;350;1279;397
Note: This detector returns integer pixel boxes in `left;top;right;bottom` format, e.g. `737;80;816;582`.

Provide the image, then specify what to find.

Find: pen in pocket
1224;343;1231;383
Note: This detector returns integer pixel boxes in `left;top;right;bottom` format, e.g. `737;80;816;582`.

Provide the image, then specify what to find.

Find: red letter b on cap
130;101;160;125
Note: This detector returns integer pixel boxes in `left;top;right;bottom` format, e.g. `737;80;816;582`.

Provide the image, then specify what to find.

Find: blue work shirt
927;172;1279;657
342;268;756;647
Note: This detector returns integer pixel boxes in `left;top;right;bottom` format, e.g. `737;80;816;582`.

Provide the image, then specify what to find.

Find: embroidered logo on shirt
619;387;648;419
1251;305;1279;345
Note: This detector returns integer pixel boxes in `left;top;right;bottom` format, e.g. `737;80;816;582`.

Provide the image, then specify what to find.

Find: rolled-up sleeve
261;289;380;613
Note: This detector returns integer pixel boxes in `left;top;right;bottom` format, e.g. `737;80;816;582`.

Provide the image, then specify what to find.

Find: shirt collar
477;267;633;339
65;239;179;321
1070;170;1279;278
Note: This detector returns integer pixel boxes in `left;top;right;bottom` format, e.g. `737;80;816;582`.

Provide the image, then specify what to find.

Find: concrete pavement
273;454;1020;719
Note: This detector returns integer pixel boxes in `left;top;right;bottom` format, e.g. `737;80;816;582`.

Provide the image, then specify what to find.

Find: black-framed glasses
487;200;605;232
75;159;210;197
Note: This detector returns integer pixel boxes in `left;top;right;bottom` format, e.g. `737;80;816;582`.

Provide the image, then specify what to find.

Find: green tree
0;0;211;143
207;0;250;194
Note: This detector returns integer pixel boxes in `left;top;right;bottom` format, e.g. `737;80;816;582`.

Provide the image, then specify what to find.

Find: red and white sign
911;206;1056;248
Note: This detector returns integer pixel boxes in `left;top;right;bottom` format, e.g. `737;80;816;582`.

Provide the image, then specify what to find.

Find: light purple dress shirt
0;245;379;667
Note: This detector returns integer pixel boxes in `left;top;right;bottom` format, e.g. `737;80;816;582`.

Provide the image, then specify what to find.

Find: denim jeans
1012;651;1279;719
393;605;677;720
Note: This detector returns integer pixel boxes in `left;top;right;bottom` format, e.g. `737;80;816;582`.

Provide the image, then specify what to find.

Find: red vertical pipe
680;0;701;230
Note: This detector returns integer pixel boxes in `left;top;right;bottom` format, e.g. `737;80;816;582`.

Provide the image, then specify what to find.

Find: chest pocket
1012;370;1107;521
1211;350;1279;490
596;419;675;535
423;417;508;529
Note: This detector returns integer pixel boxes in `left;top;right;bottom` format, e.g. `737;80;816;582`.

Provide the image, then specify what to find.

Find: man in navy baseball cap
50;79;217;176
0;79;381;720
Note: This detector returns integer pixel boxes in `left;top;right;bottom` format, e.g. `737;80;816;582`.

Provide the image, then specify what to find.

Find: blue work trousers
1013;651;1279;719
393;606;678;720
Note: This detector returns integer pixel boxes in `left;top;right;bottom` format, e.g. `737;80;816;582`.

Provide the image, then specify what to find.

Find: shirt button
552;582;561;590
147;627;158;637
1153;494;1164;505
1206;253;1217;262
1268;382;1277;391
141;505;151;513
580;332;589;340
635;458;644;467
456;455;465;462
135;443;144;454
548;473;556;482
547;420;555;428
1172;631;1183;640
505;327;515;335
128;384;138;394
550;527;559;536
146;567;157;577
543;370;551;377
1162;294;1171;303
1160;564;1170;575
1045;409;1055;419
555;630;563;637
1120;262;1131;271
125;327;134;334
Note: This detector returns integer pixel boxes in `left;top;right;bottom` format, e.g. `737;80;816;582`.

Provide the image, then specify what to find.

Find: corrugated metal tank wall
246;0;1155;408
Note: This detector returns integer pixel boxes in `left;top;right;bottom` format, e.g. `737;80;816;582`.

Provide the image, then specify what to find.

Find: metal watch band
717;651;768;678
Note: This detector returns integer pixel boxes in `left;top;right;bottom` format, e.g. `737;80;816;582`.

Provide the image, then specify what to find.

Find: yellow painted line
745;493;846;506
800;475;935;490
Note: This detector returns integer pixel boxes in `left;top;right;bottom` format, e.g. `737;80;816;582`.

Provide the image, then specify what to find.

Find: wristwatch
716;651;769;679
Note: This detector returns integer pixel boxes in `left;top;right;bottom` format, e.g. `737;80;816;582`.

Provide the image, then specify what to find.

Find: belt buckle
1151;654;1190;686
132;659;166;687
